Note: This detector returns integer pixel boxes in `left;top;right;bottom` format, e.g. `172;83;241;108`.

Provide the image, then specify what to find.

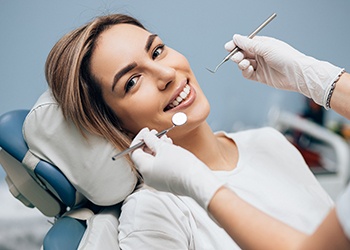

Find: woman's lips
164;83;196;112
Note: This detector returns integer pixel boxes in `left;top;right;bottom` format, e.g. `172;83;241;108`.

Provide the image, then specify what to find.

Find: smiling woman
89;23;208;138
41;13;334;249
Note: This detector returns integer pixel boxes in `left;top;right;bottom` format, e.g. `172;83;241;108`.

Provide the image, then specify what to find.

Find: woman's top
118;127;333;249
336;183;350;239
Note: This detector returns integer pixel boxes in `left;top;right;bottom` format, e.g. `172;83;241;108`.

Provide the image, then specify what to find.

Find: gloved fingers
147;129;172;144
130;128;159;155
131;146;153;160
142;131;167;154
225;37;258;63
241;58;257;71
131;147;154;172
248;59;257;70
242;65;255;78
224;40;236;52
130;127;150;147
229;51;244;63
137;129;162;155
238;59;251;70
225;41;254;61
149;129;158;134
159;134;173;144
234;34;290;58
233;34;256;53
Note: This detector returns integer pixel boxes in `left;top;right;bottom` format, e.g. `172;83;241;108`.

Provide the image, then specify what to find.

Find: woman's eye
125;76;139;93
152;44;165;60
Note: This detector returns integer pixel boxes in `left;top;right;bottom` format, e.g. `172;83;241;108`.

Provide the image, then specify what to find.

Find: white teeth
184;86;190;94
170;84;190;108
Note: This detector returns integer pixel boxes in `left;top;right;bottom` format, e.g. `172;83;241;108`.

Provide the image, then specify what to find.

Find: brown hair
45;14;145;154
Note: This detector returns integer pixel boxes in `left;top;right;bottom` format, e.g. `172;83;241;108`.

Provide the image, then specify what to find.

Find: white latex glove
130;128;225;210
225;34;344;109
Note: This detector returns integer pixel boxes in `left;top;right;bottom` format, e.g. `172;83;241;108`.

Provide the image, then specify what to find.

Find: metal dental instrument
112;112;188;160
206;13;277;74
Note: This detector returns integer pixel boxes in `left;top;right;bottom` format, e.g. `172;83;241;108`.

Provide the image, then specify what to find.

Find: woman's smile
164;81;196;112
90;23;209;136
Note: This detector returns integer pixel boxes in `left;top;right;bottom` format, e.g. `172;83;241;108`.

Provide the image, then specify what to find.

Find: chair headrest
0;110;29;161
23;90;137;206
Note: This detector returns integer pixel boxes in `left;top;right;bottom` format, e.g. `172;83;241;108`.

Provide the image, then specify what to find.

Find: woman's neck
173;122;238;171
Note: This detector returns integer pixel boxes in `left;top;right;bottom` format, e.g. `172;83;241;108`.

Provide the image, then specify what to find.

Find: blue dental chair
0;110;89;249
0;89;135;249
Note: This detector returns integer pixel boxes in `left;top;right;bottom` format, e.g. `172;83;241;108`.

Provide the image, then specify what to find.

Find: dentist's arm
210;186;350;250
329;72;350;119
130;129;350;249
226;35;350;118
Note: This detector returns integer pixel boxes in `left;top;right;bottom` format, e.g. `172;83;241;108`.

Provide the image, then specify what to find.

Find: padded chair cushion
43;216;86;250
78;205;121;249
23;90;137;205
0;110;29;161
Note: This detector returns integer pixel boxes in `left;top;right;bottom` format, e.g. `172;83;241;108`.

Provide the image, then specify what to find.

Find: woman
45;14;333;249
131;35;350;249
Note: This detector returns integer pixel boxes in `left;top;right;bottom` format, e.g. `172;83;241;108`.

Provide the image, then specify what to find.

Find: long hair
45;14;145;155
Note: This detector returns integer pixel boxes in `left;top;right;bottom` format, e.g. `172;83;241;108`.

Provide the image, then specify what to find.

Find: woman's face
90;24;210;139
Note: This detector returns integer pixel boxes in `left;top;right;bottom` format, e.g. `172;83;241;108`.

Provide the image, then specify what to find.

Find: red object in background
292;143;321;168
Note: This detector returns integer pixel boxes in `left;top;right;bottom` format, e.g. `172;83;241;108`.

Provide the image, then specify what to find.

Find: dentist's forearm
208;187;350;249
208;186;306;250
330;72;350;120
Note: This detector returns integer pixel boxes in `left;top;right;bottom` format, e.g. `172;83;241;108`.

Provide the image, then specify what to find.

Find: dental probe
206;12;277;73
112;112;187;160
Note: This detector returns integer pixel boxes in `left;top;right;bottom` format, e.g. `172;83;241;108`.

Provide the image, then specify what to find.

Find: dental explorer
112;112;188;160
206;13;277;74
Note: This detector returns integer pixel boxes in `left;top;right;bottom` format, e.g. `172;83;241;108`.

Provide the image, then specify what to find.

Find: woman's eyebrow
111;34;158;92
145;34;158;52
112;62;137;91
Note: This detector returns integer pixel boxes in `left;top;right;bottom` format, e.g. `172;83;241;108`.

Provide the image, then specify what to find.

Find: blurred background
1;0;350;249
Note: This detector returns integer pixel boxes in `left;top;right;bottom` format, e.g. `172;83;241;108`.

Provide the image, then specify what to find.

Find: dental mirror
112;112;187;160
171;112;187;127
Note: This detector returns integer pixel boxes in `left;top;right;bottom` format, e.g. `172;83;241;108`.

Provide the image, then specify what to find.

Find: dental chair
0;90;136;249
270;109;350;200
0;109;87;249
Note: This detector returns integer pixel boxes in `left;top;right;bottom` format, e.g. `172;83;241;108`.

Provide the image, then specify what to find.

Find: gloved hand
130;128;225;210
225;34;344;109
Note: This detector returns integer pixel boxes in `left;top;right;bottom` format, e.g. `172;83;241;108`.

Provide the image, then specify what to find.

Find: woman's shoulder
122;185;184;210
118;185;194;245
120;185;193;226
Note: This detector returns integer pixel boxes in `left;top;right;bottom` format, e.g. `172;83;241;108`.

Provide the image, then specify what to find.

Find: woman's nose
154;64;176;90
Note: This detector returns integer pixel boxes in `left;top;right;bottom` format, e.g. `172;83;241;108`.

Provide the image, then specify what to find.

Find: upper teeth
169;84;190;108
